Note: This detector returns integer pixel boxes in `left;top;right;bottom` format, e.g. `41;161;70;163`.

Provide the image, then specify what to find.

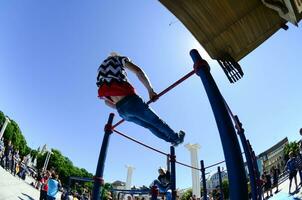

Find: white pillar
185;143;201;198
0;117;10;139
125;165;135;190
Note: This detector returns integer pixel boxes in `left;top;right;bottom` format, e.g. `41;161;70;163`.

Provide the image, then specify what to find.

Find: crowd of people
258;128;302;199
259;167;281;199
2;128;302;199
34;169;92;200
35;170;62;200
0;138;31;179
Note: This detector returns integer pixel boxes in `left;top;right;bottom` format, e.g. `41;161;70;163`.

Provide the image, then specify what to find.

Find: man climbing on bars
97;52;185;147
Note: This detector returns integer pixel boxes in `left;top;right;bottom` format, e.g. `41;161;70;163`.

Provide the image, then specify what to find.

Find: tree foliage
36;148;93;187
221;180;229;199
101;183;113;200
0;111;29;157
181;188;192;200
284;141;299;161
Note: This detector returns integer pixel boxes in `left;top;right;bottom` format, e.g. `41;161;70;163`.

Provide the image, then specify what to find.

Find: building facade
257;137;288;175
206;169;228;191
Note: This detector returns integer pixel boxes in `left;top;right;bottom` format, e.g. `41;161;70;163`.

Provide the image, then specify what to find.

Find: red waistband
98;82;136;97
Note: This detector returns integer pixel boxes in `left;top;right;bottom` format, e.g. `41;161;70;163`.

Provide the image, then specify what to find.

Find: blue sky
0;1;301;189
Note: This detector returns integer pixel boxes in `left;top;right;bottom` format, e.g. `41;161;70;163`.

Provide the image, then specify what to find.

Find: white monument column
0;117;10;139
185;143;201;198
125;165;135;189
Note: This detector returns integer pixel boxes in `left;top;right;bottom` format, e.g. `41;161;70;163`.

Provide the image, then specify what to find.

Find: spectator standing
298;128;302;185
40;171;50;200
47;172;61;200
295;151;302;186
12;149;19;175
263;171;273;198
1;140;13;169
285;151;298;194
0;137;4;156
151;167;172;200
7;150;13;172
259;174;266;200
272;167;280;193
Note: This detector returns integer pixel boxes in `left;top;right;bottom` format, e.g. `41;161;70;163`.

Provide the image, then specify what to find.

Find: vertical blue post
170;146;176;200
200;160;207;200
247;140;262;200
234;116;257;200
92;113;115;200
190;49;248;200
218;166;224;200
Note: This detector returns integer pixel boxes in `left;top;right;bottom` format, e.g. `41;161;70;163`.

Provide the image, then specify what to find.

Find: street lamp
42;149;53;172
0;116;10;139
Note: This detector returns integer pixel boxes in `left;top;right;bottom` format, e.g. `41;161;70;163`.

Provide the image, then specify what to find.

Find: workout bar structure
190;49;248;199
92;113;115;200
224;98;260;200
112;70;195;129
93;50;253;200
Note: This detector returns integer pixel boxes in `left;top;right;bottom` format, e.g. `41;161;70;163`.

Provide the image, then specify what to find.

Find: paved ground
261;174;302;200
0;166;40;200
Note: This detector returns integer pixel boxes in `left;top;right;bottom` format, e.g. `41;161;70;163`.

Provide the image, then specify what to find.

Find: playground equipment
90;49;265;200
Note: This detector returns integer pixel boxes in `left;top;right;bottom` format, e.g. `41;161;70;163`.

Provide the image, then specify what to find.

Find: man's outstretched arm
125;61;157;101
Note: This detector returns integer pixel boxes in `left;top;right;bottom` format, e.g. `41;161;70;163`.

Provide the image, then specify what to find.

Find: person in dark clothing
1;140;13;170
271;167;280;193
40;171;50;200
285;151;298;194
264;171;273;198
151;167;172;200
11;149;19;175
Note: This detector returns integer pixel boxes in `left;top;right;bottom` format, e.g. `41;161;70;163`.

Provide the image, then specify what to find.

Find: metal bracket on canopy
217;54;244;83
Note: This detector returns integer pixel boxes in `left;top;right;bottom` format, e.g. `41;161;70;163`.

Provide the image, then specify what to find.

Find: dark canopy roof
159;0;300;62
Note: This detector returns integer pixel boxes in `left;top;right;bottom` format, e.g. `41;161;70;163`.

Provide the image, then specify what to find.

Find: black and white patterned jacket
96;56;130;87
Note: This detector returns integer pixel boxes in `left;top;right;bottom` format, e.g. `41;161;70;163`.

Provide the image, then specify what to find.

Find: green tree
2;119;29;157
36;148;93;187
30;149;39;160
284;142;299;161
0;111;5;126
221;180;229;199
181;188;192;200
101;183;112;200
1;110;94;190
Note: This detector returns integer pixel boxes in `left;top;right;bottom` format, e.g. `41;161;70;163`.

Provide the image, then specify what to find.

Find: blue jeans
116;95;178;143
152;179;172;200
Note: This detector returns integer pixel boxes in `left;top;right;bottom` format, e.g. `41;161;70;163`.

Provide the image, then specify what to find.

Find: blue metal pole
218;166;224;200
247;140;262;200
200;160;207;200
190;49;248;200
233;116;257;200
170;146;176;200
92;113;115;200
